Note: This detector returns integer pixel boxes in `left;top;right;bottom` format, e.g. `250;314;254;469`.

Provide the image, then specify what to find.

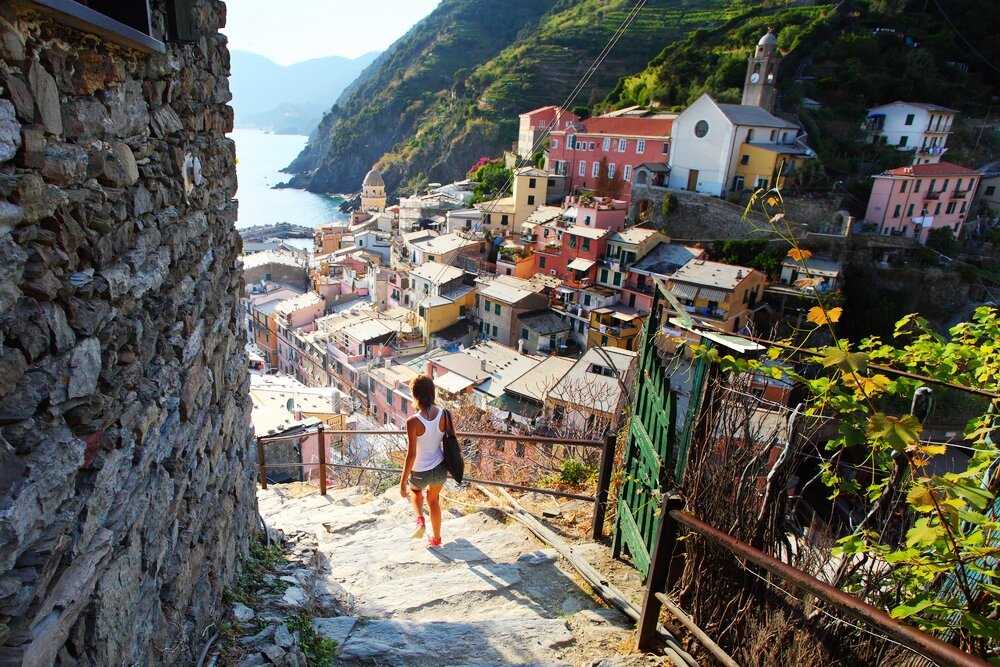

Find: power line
381;0;649;350
931;0;1000;76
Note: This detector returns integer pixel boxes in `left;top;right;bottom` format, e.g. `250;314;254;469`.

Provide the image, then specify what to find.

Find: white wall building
667;93;799;197
863;102;957;164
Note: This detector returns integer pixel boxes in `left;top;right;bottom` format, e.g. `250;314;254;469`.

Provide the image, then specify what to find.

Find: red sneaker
427;536;442;547
412;516;426;539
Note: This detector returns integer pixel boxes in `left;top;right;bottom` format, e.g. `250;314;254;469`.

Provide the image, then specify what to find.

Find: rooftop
525;206;563;225
517;309;572;335
716;102;799;129
868;101;959;114
410;261;466;285
566;114;674;138
609;226;662;246
248;286;305;314
746;142;812;155
564;224;609;240
241;250;307;270
548;347;637;414
409;233;478;255
631;243;703;277
780;256;842;276
881;162;980;177
504;355;575;402
671;260;757;290
274;291;324;316
479;276;543;304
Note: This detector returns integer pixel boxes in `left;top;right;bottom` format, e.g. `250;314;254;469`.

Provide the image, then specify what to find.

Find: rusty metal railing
255;427;617;541
636;494;990;667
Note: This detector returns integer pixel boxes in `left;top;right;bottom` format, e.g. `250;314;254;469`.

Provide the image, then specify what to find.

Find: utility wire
931;0;1000;76
379;0;649;351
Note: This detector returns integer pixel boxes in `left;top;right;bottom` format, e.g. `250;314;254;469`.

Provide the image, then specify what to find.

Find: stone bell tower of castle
742;28;781;113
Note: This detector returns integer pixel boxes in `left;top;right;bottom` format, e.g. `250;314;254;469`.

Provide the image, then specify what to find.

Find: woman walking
399;374;449;547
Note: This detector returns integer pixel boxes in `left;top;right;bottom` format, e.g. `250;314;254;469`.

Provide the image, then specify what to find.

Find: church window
694;120;709;138
603;138;611;150
618;139;627;151
636;140;645;153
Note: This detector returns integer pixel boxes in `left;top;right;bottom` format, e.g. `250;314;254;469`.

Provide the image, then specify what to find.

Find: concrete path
255;484;671;667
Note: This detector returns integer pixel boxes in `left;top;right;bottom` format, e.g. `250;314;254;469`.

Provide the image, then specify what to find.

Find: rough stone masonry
0;1;256;664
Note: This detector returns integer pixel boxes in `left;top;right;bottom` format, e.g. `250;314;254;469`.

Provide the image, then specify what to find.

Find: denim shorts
409;461;447;489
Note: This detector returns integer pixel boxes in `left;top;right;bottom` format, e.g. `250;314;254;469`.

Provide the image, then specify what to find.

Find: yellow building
667;260;765;333
408;261;478;343
587;307;643;351
732;142;812;192
511;167;557;227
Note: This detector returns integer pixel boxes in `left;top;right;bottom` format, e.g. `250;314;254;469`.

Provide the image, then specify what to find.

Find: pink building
532;222;609;287
517;106;581;158
368;361;418;427
864;162;980;242
563;195;627;231
546;112;675;199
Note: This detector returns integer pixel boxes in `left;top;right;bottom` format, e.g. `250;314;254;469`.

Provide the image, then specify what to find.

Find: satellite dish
286;398;295;411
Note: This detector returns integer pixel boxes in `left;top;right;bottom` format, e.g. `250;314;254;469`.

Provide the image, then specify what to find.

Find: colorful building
667;260;765;333
587;307;643;351
863;102;958;164
517;105;580;157
863;162;980;242
477;276;549;347
546;111;675;198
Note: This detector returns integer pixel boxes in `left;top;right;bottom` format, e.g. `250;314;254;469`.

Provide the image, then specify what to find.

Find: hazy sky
222;0;441;65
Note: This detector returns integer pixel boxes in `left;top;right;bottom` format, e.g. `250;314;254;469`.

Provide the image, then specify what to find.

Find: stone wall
0;1;255;664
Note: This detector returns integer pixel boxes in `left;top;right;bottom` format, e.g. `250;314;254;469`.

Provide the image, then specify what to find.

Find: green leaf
947;480;994;511
891;596;935;620
868;413;923;452
906;518;945;547
961;613;1000;642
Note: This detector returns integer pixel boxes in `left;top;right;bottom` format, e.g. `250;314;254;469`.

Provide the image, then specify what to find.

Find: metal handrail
637;501;990;667
258;428;605;448
255;428;617;540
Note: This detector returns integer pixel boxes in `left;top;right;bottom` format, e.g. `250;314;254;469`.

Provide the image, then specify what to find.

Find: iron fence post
637;493;685;651
317;424;327;495
256;436;267;490
591;431;617;541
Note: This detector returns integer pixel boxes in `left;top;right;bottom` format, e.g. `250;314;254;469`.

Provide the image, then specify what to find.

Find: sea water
230;128;349;230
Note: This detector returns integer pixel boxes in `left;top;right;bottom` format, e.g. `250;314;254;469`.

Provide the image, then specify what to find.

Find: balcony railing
924;191;940;200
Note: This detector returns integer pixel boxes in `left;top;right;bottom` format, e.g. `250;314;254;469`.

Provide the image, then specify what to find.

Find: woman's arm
400;416;418;497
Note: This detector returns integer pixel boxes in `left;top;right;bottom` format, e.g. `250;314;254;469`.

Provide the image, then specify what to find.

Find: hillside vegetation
284;0;767;197
603;0;1000;197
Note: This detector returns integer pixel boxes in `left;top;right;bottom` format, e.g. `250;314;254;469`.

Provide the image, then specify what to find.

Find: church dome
363;167;385;188
758;29;777;47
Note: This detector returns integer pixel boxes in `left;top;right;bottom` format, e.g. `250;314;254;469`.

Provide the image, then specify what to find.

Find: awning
434;372;476;394
612;311;637;322
669;283;698;300
697;287;728;302
563;206;578;219
567;258;595;271
556;286;576;294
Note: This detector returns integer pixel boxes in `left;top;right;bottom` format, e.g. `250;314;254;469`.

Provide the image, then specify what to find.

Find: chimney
426;362;434;377
518;339;526;353
481;359;488;371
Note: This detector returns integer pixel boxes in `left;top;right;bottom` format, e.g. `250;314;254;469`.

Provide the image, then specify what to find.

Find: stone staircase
254;484;670;667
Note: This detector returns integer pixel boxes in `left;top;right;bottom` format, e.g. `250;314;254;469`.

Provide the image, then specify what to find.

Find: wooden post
256;436;267;489
591;431;618;541
637;493;685;651
317;424;327;496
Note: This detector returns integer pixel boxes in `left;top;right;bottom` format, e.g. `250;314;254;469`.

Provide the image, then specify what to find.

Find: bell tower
742;28;780;112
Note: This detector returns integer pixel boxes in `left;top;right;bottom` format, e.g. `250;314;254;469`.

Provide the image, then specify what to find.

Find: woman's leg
426;483;443;540
409;486;424;518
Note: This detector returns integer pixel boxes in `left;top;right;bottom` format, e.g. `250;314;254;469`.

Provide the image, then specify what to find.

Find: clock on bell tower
742;28;781;113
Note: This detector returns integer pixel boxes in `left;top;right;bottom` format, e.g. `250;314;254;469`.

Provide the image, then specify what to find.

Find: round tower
742;28;781;113
361;166;386;211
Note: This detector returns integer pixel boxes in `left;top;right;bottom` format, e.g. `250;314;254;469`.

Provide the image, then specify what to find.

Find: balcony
624;282;655;297
924;191;940;200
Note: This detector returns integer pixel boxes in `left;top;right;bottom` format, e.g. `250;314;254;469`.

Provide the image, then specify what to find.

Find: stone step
329;617;576;667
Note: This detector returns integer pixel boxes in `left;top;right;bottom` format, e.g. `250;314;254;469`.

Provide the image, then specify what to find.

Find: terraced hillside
602;0;1000;186
283;0;764;197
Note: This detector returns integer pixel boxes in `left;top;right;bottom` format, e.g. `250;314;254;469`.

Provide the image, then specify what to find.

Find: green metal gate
613;283;677;576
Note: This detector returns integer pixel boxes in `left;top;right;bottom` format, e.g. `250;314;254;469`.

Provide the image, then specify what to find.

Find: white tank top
412;408;445;472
